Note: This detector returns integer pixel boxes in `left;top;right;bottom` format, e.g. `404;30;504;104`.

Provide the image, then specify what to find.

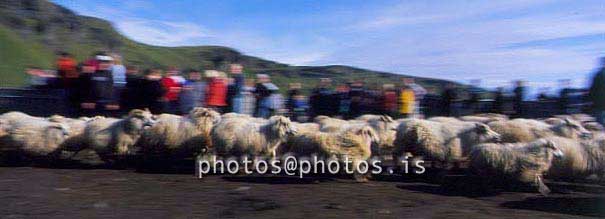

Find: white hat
205;70;219;78
96;55;114;62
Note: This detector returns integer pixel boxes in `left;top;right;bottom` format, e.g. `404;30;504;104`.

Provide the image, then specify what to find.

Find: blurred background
0;0;603;124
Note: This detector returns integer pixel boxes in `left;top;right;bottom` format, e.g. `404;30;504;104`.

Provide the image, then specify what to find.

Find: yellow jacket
399;89;415;114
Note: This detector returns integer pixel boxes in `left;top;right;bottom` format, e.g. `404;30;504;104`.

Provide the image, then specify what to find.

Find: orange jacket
56;57;78;78
206;77;228;107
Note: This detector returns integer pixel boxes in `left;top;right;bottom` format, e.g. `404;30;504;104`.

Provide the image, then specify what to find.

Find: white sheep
469;139;564;195
315;116;354;133
281;126;379;182
393;119;501;166
316;115;396;155
212;115;297;158
0;118;70;159
583;122;604;133
0;118;9;138
459;115;506;124
488;118;592;143
58;109;155;161
546;136;605;181
138;107;221;159
427;116;461;124
0;111;37;122
291;122;320;134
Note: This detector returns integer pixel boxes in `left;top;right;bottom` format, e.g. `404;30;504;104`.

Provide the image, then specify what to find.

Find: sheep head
356;126;380;148
48;115;66;123
583;122;604;132
126;109;156;133
269;116;297;138
556;118;593;140
45;122;70;147
474;123;501;143
535;139;564;158
189;107;221;125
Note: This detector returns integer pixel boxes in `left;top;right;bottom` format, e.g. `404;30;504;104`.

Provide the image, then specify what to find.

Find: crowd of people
22;52;605;125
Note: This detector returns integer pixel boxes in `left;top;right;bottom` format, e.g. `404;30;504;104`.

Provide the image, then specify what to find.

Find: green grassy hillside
0;25;54;87
0;0;462;93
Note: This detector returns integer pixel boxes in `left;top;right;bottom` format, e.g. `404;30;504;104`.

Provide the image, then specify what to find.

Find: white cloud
116;19;211;46
54;0;605;95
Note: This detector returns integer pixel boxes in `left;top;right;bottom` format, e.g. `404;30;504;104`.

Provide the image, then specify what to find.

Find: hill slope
0;0;460;92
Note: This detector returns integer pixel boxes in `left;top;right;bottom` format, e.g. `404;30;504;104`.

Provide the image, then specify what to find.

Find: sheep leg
353;171;369;183
535;174;550;196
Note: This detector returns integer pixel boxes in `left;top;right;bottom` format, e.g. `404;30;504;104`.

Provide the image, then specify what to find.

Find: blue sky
53;0;604;94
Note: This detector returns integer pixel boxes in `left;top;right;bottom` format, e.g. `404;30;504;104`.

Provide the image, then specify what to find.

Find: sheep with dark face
469;139;564;195
488;118;592;143
59;109;155;161
212;116;297;158
393;119;501;165
138;107;221;159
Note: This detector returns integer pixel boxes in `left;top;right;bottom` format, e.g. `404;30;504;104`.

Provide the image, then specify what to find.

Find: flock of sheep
0;108;603;195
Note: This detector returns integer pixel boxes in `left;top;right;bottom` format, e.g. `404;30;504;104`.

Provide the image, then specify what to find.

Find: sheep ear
563;118;571;124
475;123;487;132
546;140;555;148
129;109;144;117
201;109;210;117
380;115;393;123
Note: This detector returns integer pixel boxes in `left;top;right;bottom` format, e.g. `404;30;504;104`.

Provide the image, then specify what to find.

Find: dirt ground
0;167;603;219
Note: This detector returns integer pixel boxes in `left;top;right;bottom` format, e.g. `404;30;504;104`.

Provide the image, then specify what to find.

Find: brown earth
0;167;604;219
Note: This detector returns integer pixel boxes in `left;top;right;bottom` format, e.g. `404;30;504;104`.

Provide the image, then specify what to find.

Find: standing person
179;69;206;113
309;78;334;118
589;57;605;125
286;83;302;118
348;81;366;119
240;79;257;116
76;57;97;115
225;77;237;113
254;74;274;118
513;80;526;118
161;67;184;114
267;83;284;117
121;66;143;111
335;83;351;118
110;54;126;110
55;52;78;115
56;52;78;89
398;85;415;118
229;64;246;114
382;84;398;117
87;55;115;114
492;87;505;114
467;79;483;114
291;94;309;122
205;70;228;113
403;78;427;117
140;69;166;114
442;84;459;116
558;79;572;114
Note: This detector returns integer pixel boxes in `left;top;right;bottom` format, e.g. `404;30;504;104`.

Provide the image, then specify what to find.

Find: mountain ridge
0;0;462;92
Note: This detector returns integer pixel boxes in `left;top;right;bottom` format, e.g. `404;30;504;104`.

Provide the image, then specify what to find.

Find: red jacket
206;77;227;107
56;57;78;78
161;77;182;101
383;91;398;111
